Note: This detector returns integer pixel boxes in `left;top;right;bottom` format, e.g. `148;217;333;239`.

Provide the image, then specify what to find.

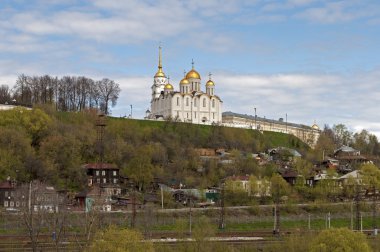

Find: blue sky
1;0;380;136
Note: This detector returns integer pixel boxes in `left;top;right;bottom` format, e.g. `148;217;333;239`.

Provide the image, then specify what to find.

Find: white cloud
295;1;380;24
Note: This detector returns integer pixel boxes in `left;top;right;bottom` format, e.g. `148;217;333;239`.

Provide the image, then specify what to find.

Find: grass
150;216;380;232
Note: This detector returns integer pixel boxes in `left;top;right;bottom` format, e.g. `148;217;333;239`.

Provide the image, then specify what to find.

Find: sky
0;0;380;136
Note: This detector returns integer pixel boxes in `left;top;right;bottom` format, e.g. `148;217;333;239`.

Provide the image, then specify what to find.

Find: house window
96;170;99;176
113;171;117;176
102;170;105;176
177;97;180;106
203;98;206;107
212;99;215;108
5;191;8;197
4;201;8;207
186;98;189;106
103;178;107;184
10;201;14;207
97;178;100;184
187;113;189;118
16;201;20;207
113;178;118;184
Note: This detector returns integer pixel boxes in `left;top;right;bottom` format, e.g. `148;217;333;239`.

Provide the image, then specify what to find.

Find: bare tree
15;181;65;252
96;78;121;115
10;74;120;113
0;84;11;104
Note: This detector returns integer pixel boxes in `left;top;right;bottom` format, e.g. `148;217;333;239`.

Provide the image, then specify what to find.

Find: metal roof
222;111;317;131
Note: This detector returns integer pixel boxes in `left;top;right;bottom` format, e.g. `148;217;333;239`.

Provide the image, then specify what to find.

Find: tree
310;228;371;252
96;78;120;115
360;163;380;230
313;169;341;202
192;216;216;252
0;127;34;181
123;146;154;191
270;174;291;234
39;134;85;190
86;225;154;252
332;124;353;147
0;84;11;103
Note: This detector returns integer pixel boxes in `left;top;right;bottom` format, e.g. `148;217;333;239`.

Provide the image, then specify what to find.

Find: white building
147;47;223;124
222;111;321;147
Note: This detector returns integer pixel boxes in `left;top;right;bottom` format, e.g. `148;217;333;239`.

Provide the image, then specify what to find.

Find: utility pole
254;107;257;130
161;185;164;209
219;183;225;229
285;113;288;133
372;186;377;234
130;104;133;118
189;196;192;236
355;183;361;231
131;190;136;228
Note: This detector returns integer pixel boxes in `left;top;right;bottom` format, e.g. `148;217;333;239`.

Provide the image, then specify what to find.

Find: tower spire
154;43;165;78
158;43;162;69
191;59;195;69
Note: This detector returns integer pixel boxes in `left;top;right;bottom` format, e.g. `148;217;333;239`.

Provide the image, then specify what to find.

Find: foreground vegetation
0;106;309;191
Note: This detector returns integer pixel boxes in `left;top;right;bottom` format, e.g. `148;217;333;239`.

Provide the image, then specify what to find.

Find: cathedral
147;46;223;124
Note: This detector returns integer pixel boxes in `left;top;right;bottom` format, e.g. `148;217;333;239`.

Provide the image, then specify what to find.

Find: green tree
123;145;155;191
192;216;216;252
86;225;154;252
39;134;85;190
0;108;52;145
313;169;341;202
270;174;291;204
0;127;35;181
360;163;380;230
332;124;353;147
310;228;371;252
270;174;291;233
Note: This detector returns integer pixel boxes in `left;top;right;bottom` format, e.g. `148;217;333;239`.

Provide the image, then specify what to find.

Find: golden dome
312;124;320;130
164;83;173;89
186;69;201;79
206;80;215;86
154;69;166;78
179;78;189;85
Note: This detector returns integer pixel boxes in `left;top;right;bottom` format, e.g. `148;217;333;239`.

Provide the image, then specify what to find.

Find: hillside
0;106;309;191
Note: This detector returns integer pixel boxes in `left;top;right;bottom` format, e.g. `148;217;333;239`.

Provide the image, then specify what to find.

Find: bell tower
151;45;167;99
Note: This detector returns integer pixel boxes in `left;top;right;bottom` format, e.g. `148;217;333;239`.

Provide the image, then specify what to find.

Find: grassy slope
109;117;310;151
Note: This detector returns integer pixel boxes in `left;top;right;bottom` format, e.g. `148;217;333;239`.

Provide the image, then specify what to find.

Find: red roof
0;181;15;189
227;175;250;181
82;163;118;170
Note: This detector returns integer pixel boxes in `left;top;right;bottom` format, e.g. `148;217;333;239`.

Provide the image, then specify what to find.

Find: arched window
177;97;180;106
186;97;189;106
203;98;206;107
212;99;215;108
194;98;197;107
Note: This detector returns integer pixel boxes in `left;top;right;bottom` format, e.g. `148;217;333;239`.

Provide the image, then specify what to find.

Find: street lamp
286;113;288;133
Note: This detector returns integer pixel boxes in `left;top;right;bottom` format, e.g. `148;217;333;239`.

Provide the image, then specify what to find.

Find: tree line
0;74;121;114
311;124;380;162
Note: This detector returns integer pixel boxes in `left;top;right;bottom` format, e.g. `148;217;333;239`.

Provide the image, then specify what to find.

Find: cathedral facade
147;47;223;124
